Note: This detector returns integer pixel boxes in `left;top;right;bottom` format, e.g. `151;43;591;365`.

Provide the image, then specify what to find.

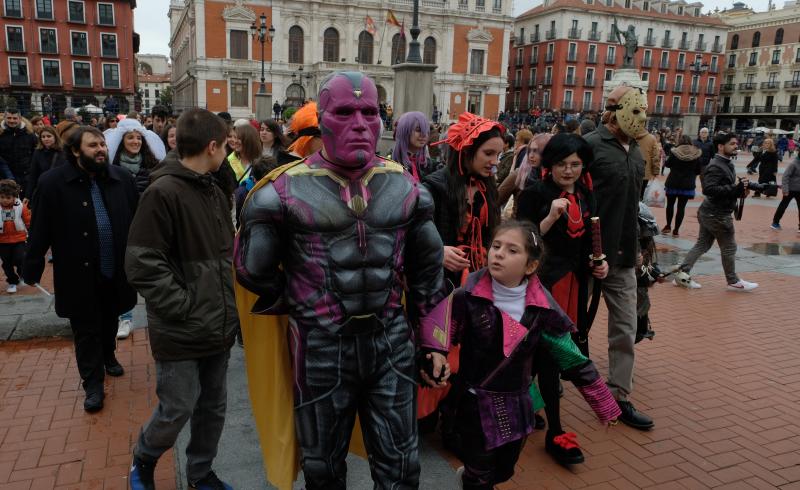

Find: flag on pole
365;15;377;35
386;10;402;27
400;19;406;39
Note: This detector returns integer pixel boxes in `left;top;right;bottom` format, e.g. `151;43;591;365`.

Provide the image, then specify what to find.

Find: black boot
617;400;654;430
545;430;585;465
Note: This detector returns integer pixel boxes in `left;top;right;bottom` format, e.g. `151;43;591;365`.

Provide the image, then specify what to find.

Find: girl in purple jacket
419;220;620;490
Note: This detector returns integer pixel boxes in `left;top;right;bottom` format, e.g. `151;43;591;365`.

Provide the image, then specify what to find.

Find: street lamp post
250;13;275;118
406;0;422;63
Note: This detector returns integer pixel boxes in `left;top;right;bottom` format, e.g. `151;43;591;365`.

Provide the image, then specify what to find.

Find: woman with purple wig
392;111;434;181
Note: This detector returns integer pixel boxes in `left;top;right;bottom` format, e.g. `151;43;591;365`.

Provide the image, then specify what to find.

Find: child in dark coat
419;221;620;490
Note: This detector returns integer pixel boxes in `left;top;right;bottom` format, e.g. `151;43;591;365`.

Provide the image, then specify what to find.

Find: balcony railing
748;59;757;66
607;32;618;42
530;33;540;43
753;105;776;113
652;106;665;114
584;77;595;87
662;38;674;48
564;76;576;86
705;88;716;96
785;80;800;89
660;60;670;69
606;55;616;65
528;78;536;86
728;61;736;68
736;105;753;113
718;106;732;114
642;58;653;68
709;65;719;74
588;30;601;41
514;36;523;46
545;53;554;63
586;53;597;64
720;83;734;92
513;79;521;88
530;54;538;64
679;40;691;50
778;105;798;113
711;42;723;53
669;106;681;115
562;101;574;110
656;83;667;92
673;83;683;92
738;82;756;90
771;58;780;65
545;29;557;40
543;77;553;86
568;28;582;39
761;81;779;90
515;57;524;67
7;40;24;52
689;85;700;94
644;36;657;47
677;62;686;70
567;52;578;62
696;41;707;51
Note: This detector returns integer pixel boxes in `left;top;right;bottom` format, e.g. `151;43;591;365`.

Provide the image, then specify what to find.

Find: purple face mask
318;72;382;168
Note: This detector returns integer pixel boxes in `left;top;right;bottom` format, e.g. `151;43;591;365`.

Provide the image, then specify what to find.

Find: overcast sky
134;0;777;57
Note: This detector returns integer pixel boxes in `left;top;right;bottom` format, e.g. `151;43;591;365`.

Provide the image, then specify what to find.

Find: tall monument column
392;0;437;118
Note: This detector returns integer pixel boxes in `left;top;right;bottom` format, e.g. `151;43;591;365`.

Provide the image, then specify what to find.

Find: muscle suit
235;71;444;489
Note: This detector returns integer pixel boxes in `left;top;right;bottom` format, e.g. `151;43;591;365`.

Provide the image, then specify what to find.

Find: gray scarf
119;152;143;175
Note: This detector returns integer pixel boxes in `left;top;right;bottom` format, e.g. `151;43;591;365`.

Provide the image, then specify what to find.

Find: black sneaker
105;358;125;377
83;391;104;412
617;400;654;430
129;455;156;490
533;413;546;430
189;471;233;490
545;430;585;465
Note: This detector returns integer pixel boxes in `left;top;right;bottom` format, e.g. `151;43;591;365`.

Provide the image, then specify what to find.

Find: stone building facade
168;0;514;121
716;1;800;133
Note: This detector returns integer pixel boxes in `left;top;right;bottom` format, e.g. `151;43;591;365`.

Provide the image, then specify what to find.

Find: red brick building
507;0;727;129
0;0;139;116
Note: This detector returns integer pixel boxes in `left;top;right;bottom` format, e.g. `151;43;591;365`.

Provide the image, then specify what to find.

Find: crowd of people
0;70;799;490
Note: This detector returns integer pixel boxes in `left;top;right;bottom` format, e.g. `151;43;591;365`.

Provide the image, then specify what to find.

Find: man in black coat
583;86;654;431
693;127;714;171
24;126;139;412
0;107;38;191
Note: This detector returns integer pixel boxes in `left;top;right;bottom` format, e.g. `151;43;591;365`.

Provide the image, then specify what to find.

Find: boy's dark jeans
134;350;230;483
0;242;25;285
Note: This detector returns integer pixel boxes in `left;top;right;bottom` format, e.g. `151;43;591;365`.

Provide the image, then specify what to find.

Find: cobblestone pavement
1;153;799;489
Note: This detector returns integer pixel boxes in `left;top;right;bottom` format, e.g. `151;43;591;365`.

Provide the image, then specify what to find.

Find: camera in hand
747;181;778;197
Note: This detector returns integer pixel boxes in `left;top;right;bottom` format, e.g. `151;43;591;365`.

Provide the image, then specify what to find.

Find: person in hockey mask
234;71;444;489
581;85;653;431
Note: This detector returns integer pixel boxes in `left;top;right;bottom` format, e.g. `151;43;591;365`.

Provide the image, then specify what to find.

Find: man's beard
79;152;108;175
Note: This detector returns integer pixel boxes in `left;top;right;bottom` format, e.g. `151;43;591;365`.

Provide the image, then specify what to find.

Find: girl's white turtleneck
491;278;528;322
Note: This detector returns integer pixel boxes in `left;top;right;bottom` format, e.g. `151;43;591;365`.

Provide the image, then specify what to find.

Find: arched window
289;26;304;64
730;34;739;49
357;31;373;64
391;33;406;64
752;31;760;47
774;28;784;45
423;36;436;64
323;27;339;62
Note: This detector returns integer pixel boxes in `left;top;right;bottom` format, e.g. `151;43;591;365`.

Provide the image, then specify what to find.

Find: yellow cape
235;161;366;490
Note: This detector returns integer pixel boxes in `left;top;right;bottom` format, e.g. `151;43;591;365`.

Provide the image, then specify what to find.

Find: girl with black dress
516;133;609;466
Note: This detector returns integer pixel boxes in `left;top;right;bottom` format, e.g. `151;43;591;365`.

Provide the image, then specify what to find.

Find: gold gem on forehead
353;88;362;98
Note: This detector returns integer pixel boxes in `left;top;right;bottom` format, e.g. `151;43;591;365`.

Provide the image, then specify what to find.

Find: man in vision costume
234;71;444;489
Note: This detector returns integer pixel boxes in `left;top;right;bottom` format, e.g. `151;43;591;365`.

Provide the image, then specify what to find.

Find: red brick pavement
502;270;800;489
0;330;175;490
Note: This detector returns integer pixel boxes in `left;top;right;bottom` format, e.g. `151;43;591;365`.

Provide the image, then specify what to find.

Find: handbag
471;311;541;450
